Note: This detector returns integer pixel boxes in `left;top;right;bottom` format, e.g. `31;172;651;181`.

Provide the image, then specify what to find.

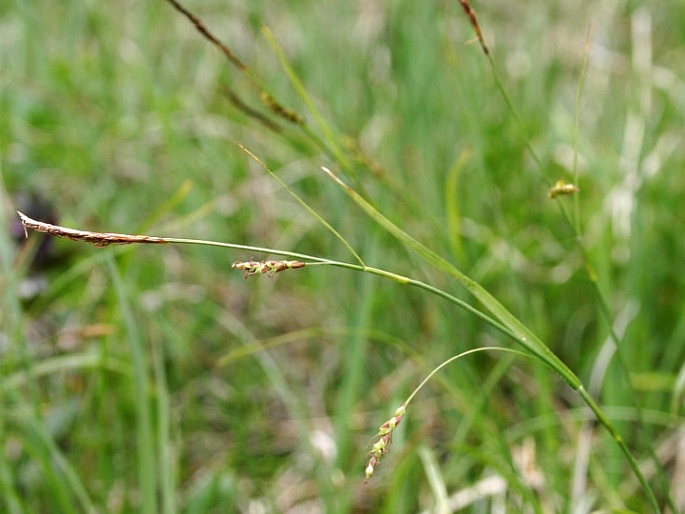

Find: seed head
365;403;407;481
548;179;580;199
231;259;305;279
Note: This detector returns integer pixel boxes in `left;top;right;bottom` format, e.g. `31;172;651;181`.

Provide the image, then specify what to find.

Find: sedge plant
6;0;681;512
15;136;661;512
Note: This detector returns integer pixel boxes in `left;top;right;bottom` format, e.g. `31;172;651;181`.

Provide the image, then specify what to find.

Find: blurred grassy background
1;0;684;512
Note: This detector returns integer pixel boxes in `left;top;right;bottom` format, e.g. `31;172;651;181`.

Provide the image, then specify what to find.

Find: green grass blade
152;339;176;514
0;463;23;514
261;26;352;173
210;306;337;512
106;256;158;514
239;144;365;266
322;166;579;385
0;179;29;514
444;149;470;264
14;396;96;513
571;25;592;233
333;240;376;469
138;179;193;234
17;413;75;513
418;446;449;514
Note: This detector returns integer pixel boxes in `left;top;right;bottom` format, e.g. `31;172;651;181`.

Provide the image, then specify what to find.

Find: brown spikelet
458;0;490;55
223;88;283;133
260;92;305;125
17;212;168;248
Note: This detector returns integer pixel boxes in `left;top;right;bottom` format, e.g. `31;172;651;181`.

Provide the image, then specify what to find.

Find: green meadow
1;1;684;512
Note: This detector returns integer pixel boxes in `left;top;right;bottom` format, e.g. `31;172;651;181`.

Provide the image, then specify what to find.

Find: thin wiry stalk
453;3;663;510
572;24;593;233
366;347;528;480
236;144;366;266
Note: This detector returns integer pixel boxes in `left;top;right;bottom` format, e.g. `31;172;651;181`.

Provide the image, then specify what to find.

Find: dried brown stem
458;0;490;55
165;0;247;71
223;88;283;133
17;212;168;248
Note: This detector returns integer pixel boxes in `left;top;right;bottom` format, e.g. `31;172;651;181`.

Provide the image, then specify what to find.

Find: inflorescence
365;402;407;481
231;259;305;279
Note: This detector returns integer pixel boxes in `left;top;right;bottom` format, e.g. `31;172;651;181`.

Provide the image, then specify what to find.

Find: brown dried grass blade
17;212;168;248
